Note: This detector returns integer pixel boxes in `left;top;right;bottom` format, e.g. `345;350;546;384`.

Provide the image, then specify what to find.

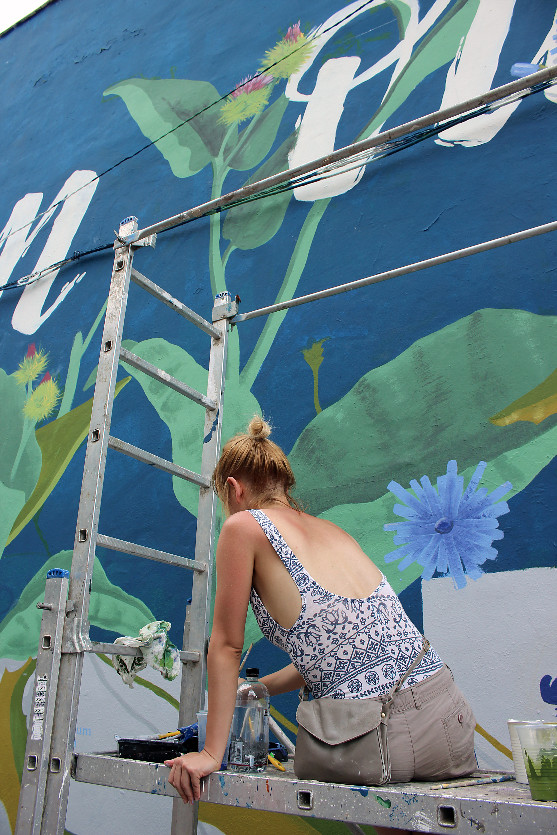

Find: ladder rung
85;643;200;662
107;436;210;488
119;347;216;409
131;269;220;339
96;534;207;572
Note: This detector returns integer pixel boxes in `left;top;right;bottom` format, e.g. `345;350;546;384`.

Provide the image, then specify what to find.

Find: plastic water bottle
228;668;269;772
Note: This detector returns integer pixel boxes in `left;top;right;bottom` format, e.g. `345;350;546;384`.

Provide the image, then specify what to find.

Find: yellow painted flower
259;22;313;79
219;74;274;126
23;373;60;422
14;344;48;386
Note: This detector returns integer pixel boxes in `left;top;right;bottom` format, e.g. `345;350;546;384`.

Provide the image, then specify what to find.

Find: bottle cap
245;667;259;678
46;568;70;579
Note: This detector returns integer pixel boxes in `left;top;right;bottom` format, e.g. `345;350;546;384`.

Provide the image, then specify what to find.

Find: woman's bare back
250;507;383;630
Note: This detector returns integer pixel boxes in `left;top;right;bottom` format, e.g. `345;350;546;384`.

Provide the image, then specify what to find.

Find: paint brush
429;774;514;790
268;753;285;771
239;643;253;674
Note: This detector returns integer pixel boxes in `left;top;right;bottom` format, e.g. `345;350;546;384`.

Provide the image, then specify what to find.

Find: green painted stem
240;198;330;390
208;125;238;297
313;370;322;414
97;653;179;709
58;300;107;418
221;242;236;271
10;419;34;483
33;510;51;557
209;162;230;298
223;112;263;168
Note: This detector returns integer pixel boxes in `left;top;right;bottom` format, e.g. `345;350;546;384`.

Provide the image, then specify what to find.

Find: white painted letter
0;170;98;334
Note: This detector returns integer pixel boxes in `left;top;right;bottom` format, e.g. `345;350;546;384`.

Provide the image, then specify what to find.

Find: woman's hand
164;749;220;804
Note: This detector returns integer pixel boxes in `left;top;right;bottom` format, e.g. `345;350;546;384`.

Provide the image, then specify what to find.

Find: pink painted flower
220;74;274;125
26;343;36;358
230;74;274;98
285;21;303;43
39;372;52;385
259;22;312;79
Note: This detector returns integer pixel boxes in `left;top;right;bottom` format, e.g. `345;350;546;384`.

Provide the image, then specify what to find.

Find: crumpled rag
112;620;180;687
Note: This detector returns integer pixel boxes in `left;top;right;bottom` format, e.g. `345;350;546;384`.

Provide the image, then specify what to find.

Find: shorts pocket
442;699;476;776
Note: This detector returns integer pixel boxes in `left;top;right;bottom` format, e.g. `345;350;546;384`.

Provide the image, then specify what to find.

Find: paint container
508;720;557;784
197;710;231;770
508;720;537;783
517;723;557;801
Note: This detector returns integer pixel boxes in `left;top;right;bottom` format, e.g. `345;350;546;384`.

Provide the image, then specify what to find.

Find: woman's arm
165;512;256;803
260;663;305;696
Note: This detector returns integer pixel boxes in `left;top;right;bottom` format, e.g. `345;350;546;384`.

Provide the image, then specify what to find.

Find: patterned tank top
248;510;443;699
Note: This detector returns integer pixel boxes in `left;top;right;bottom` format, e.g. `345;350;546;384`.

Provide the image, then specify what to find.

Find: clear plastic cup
516;723;557;801
508;720;537;783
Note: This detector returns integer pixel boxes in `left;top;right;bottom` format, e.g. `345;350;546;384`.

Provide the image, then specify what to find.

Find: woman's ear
226;476;244;505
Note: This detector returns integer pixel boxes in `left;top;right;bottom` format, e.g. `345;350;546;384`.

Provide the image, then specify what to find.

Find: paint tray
117;735;198;763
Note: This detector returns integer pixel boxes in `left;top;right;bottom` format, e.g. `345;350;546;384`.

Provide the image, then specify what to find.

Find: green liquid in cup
525;748;557;801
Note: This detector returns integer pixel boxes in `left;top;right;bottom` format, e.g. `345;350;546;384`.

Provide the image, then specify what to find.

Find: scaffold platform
73;755;557;834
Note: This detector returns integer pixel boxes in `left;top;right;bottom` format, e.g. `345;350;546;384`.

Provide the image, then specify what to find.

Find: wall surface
1;1;556;833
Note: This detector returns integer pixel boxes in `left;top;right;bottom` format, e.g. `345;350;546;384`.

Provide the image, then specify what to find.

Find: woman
166;417;476;834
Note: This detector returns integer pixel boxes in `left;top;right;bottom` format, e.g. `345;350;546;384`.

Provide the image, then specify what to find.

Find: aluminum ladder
14;216;237;835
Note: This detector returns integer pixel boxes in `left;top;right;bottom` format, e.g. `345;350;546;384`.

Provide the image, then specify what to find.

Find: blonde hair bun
248;415;271;441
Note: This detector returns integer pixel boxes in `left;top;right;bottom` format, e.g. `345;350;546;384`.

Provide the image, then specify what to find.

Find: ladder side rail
179;314;229;724
40;240;136;835
170;603;198;834
15;575;69;835
171;312;229;835
130;268;220;338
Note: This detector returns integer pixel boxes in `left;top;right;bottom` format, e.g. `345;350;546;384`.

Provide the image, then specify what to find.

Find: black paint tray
118;735;197;763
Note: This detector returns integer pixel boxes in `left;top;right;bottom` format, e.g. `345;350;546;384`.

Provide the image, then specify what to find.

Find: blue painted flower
383;461;512;590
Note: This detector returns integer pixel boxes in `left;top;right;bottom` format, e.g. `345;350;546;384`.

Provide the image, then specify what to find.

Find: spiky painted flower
259;21;313;79
23;372;61;422
14;344;48;386
383;460;512;590
219;74;274;126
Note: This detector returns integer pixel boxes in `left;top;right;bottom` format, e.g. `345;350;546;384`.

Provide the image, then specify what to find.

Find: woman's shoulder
220;509;263;538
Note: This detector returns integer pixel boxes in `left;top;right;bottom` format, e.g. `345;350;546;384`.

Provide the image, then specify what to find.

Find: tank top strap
247;509;308;581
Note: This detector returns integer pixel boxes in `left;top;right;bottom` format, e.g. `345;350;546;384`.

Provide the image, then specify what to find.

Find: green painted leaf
0;482;26;562
7;378;130;547
104;78;234;176
322;423;557;594
222;131;296;250
226;95;289;171
321;494;424;595
0;370;41;499
358;0;481;141
0;552;154;661
121;336;259;517
490;368;557;426
387;0;414;38
0;370;42;557
291;309;557;515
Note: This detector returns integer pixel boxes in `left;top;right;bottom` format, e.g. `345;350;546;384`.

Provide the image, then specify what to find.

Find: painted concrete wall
1;1;556;832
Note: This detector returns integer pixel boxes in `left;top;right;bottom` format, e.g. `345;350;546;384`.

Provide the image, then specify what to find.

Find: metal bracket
212;292;240;322
115;216;156;248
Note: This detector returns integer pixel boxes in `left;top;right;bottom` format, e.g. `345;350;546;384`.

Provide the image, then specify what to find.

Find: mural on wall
0;0;556;832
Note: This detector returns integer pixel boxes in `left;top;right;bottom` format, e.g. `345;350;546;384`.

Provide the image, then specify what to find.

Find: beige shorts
387;664;477;782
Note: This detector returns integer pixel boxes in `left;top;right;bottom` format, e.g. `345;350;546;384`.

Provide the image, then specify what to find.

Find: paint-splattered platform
73;754;556;833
